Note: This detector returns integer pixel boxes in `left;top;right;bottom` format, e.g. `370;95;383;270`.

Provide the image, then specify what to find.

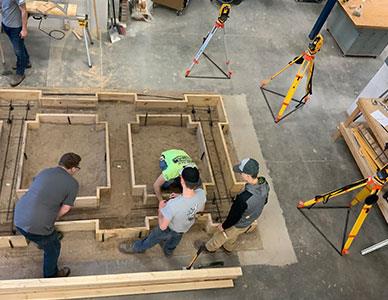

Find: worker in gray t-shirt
14;153;81;278
1;0;30;87
119;166;206;257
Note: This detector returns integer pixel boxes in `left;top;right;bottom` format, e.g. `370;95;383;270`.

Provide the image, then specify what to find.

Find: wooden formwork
0;89;249;248
128;114;215;205
15;113;111;208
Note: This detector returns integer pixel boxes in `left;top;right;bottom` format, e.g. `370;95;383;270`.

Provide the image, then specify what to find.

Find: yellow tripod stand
260;34;323;123
298;164;388;255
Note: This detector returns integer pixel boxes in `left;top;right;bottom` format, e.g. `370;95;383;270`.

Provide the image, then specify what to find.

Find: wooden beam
97;92;136;102
5;280;234;299
0;268;242;293
0;89;41;101
39;96;98;108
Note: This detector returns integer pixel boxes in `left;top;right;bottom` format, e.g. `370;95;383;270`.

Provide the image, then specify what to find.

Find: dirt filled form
21;123;107;197
131;125;211;193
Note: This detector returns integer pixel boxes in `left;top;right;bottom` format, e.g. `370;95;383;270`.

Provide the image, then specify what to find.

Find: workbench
327;0;388;57
337;98;388;222
25;1;93;67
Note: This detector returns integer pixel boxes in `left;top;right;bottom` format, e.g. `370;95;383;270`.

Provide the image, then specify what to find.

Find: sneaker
55;267;71;277
119;241;142;254
9;74;25;87
12;63;32;70
193;240;215;254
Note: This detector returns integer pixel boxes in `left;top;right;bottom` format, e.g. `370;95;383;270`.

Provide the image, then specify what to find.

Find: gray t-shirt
161;189;206;233
1;0;25;28
14;167;79;235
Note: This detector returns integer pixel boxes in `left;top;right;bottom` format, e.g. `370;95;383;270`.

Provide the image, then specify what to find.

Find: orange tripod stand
260;34;323;123
298;164;387;255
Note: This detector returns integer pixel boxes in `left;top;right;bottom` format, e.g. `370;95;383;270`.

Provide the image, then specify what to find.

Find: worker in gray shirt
119;166;206;257
14;153;81;278
1;0;30;87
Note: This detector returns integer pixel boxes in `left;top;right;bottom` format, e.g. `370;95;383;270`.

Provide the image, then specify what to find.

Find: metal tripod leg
185;24;219;77
361;239;388;255
83;25;92;68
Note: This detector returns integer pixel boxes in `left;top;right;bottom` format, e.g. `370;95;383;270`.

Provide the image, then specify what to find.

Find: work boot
9;74;25;87
54;267;71;277
221;246;233;255
12;63;32;70
193;240;215;254
119;241;142;254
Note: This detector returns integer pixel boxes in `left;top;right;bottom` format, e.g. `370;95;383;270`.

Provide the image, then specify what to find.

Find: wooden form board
0;235;28;249
128;114;215;205
337;98;388;222
15;114;111;208
26;1;77;17
0;268;242;299
339;0;388;29
0;89;41;101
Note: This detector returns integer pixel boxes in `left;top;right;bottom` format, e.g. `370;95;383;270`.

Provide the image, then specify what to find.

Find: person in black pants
14;153;81;278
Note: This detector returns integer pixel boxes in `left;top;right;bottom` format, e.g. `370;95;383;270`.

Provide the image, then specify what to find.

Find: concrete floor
1;0;388;299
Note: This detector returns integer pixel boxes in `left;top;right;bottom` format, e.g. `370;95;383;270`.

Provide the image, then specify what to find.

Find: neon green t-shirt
161;149;196;181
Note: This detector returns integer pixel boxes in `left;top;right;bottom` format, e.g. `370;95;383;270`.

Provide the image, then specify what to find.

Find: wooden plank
135;99;187;111
137;114;190;127
73;196;99;208
0;89;41;101
186;94;221;107
54;220;98;232
36;114;98;125
213;123;244;193
357;98;388;150
196;123;216;188
97;92;136;102
39;96;98;108
9;236;28;248
0;237;11;248
0;268;242;292
339;123;373;177
4;280;234;299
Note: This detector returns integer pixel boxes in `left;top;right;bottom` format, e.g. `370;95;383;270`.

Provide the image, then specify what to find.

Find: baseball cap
181;166;201;186
233;158;259;177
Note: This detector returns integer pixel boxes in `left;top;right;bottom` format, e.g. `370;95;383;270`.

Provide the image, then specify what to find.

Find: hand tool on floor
260;34;323;123
184;4;232;79
109;0;121;43
185;243;225;270
298;164;388;255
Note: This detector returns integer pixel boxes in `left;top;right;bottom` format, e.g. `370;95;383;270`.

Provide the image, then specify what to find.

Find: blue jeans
2;23;30;75
16;227;60;278
133;226;183;256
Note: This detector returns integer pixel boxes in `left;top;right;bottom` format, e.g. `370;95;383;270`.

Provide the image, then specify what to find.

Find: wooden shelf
337;98;388;222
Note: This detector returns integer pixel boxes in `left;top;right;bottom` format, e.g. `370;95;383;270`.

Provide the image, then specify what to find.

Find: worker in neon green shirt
153;149;198;201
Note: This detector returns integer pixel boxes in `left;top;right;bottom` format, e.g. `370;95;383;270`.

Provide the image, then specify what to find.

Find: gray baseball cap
233;158;259;177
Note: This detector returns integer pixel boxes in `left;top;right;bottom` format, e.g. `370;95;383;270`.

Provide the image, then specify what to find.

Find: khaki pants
205;226;250;252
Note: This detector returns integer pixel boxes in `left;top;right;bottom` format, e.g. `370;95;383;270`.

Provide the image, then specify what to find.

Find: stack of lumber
0;267;242;299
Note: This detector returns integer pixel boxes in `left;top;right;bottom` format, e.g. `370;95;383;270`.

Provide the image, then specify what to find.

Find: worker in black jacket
195;158;269;253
